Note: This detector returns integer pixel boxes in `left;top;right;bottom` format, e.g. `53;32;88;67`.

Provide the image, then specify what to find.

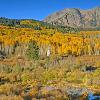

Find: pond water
88;93;100;100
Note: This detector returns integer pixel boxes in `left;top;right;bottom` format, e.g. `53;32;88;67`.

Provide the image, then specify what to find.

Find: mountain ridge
43;7;100;29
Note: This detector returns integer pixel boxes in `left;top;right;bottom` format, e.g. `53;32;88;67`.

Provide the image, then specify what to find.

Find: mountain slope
0;17;79;33
44;7;100;29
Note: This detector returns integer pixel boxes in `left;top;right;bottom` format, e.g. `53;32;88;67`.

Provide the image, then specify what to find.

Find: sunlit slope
0;24;100;60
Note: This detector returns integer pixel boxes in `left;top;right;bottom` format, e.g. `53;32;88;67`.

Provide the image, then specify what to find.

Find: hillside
44;7;100;30
0;22;100;60
0;17;78;33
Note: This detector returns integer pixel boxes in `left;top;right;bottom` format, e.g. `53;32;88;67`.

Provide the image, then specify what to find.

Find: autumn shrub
21;72;36;83
78;92;88;100
0;95;23;100
95;61;100;68
0;83;16;95
48;89;70;100
12;64;22;73
0;65;12;73
66;70;85;84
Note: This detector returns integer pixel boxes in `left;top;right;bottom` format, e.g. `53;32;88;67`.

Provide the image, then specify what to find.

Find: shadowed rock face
44;7;100;29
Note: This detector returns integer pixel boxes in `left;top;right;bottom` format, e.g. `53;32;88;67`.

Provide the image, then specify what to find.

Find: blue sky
0;0;99;20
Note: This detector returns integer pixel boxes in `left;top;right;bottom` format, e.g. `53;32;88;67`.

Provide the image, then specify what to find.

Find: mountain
44;7;100;29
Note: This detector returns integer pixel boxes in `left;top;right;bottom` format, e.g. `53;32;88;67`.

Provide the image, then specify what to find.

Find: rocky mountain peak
44;7;100;29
